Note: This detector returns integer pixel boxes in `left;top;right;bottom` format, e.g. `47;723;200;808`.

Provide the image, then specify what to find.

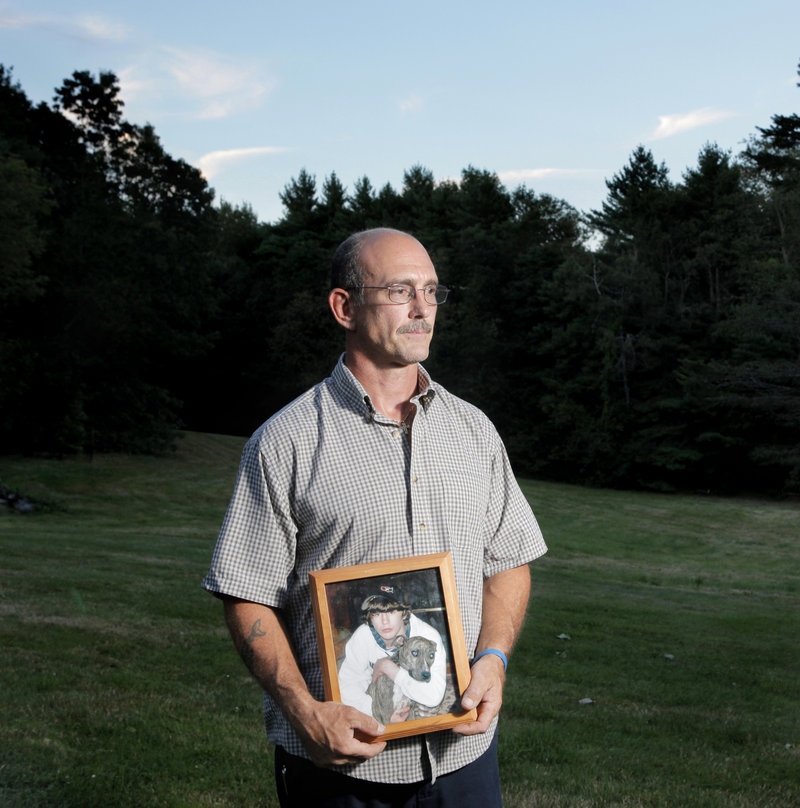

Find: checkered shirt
202;355;547;784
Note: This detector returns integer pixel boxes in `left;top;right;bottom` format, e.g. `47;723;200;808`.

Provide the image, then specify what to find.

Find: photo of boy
337;585;447;724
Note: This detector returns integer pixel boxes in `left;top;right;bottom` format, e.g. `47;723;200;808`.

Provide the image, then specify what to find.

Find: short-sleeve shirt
202;356;547;784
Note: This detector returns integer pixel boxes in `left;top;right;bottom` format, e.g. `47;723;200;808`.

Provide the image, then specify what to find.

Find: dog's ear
394;635;406;648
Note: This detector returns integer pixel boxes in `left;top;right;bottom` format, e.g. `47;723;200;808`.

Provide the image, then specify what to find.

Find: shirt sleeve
482;430;547;578
202;431;298;606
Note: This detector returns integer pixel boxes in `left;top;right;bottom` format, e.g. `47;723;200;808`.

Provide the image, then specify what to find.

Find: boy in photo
338;587;447;723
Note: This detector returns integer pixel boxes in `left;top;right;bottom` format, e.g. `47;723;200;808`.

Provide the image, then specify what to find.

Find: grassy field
1;432;798;807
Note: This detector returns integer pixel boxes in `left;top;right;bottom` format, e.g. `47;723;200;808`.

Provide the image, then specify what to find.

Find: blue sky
2;1;798;224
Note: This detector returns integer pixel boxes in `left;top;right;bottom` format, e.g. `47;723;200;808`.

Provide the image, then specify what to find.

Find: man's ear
328;288;357;331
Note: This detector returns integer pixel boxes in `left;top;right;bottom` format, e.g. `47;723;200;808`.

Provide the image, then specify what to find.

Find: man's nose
409;289;432;317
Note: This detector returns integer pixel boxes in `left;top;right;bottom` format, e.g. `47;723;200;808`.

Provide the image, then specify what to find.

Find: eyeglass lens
387;285;449;304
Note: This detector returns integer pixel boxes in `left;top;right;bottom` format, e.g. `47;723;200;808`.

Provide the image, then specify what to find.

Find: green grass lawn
1;433;798;807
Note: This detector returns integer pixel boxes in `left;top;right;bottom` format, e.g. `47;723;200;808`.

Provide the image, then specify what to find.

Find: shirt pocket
435;449;489;550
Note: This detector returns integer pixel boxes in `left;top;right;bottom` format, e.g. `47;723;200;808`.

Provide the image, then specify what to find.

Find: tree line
1;64;798;495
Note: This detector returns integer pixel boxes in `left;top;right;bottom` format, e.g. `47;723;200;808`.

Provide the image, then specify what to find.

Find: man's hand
293;699;387;767
222;597;387;767
451;653;506;735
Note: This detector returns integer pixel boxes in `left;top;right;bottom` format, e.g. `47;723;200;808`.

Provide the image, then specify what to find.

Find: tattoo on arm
240;618;267;670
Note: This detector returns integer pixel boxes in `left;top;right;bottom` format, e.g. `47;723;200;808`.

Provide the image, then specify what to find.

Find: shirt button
418;523;426;530
391;430;400;438
412;475;419;483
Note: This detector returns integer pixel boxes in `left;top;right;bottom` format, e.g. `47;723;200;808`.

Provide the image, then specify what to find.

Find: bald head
331;229;426;303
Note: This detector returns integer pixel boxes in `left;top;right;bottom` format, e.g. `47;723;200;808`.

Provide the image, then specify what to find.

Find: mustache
397;321;432;334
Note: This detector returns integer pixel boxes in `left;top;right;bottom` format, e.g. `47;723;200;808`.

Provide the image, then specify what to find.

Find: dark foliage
1;63;799;494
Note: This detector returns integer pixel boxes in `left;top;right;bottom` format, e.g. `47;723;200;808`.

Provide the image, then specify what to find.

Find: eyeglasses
348;283;450;305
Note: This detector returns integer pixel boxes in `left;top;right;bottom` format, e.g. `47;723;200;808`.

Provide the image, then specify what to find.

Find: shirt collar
329;354;436;424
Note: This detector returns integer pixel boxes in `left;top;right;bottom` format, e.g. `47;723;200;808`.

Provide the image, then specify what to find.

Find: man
203;228;547;806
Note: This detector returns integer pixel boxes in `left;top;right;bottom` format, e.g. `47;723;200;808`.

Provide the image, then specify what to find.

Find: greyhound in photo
367;634;455;723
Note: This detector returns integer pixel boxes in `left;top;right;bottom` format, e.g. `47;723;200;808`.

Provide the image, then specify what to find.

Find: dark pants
274;733;502;808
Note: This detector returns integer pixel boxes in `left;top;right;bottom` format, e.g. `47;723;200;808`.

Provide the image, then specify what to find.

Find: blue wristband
471;648;508;671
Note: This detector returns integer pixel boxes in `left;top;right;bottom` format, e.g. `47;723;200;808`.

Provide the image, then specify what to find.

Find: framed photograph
309;552;477;741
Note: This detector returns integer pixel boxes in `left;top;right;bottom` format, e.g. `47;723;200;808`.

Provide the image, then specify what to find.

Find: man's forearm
221;596;387;766
475;563;531;658
453;564;530;734
222;597;317;726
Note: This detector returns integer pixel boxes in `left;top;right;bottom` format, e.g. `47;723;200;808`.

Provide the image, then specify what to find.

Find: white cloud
398;93;423;114
498;168;600;184
1;10;272;120
0;13;33;28
0;11;128;41
197;146;290;180
76;15;128;41
117;67;149;103
162;47;276;119
650;107;735;140
117;47;276;120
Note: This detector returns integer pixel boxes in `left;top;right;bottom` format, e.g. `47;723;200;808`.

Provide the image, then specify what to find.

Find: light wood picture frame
309;552;477;741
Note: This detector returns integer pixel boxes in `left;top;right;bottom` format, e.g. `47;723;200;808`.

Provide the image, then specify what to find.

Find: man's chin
397;343;431;365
